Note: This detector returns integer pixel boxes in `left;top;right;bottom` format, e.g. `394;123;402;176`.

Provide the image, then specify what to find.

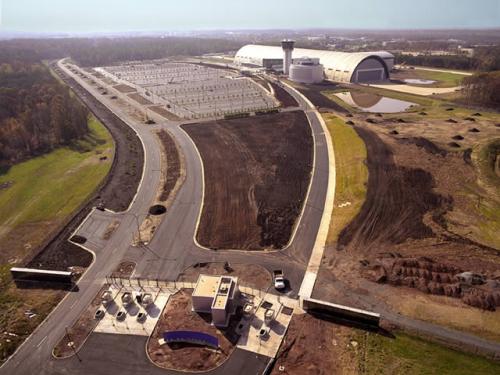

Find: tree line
0;62;89;169
0;37;242;67
0;37;243;170
395;46;500;72
461;71;500;110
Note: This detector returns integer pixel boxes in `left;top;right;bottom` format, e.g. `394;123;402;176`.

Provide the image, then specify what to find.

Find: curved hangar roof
234;44;394;83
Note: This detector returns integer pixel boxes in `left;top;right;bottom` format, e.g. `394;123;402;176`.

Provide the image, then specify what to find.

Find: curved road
0;60;331;375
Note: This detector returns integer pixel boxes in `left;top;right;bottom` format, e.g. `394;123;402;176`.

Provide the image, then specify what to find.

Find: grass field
0;116;113;262
324;114;368;244
474;139;500;249
0;115;113;363
359;331;500;375
403;69;465;88
331;85;500;121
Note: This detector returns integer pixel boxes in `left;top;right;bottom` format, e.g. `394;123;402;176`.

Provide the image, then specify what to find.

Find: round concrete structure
289;58;324;84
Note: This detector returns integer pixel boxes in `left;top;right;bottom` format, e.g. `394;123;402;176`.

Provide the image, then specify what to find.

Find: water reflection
404;78;436;85
335;91;416;113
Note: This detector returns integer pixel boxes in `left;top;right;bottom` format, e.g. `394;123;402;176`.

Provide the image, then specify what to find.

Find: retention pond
335;91;416;113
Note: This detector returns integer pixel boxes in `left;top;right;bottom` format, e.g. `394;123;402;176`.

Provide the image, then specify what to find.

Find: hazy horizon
1;0;499;34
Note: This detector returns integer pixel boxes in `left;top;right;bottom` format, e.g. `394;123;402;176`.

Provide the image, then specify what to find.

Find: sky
1;0;499;33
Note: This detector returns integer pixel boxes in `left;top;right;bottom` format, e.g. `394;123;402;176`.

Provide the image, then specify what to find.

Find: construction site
2;35;500;375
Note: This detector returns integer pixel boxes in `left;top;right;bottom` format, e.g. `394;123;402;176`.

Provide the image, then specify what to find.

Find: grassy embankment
0;116;113;363
403;69;465;88
356;331;500;374
474;139;500;249
324;113;368;245
324;83;500;119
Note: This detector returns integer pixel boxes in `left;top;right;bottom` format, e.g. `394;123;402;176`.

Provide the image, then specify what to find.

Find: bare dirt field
178;262;272;290
314;108;500;338
272;313;358;375
290;81;349;113
149;105;181;121
113;84;136;93
157;130;182;202
147;289;240;372
269;82;299;108
182;110;313;250
128;92;153;105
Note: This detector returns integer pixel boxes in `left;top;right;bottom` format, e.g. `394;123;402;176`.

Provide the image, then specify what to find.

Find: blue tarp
163;331;219;348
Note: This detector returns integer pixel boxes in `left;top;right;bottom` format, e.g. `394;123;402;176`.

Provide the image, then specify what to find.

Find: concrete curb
278;82;336;301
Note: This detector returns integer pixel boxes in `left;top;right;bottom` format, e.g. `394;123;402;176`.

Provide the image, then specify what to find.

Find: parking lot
96;62;278;119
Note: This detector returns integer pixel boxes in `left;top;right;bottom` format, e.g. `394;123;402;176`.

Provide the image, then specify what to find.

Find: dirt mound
446;119;458;123
448;142;461;148
452;135;464;140
365;256;500;310
399;137;447;156
463;288;497;311
147;290;238;372
157;130;181;202
469;128;480;133
338;128;452;249
390;130;399;135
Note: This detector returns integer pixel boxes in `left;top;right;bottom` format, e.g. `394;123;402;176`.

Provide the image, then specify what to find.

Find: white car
273;270;286;290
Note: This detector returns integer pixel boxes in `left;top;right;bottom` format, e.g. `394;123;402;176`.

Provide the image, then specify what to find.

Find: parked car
273;270;286;290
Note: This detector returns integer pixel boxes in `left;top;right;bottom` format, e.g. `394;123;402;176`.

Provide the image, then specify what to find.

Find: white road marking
69;299;78;310
36;336;47;348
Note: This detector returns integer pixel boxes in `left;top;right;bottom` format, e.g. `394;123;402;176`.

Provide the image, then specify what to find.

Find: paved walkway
370;83;461;96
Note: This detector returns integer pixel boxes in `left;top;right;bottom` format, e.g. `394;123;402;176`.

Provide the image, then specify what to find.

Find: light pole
65;327;82;362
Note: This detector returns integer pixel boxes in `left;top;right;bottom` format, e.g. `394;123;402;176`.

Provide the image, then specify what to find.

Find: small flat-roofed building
192;274;239;327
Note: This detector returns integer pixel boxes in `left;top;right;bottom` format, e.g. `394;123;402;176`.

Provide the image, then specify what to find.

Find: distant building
458;46;475;57
192;275;239;327
234;44;394;83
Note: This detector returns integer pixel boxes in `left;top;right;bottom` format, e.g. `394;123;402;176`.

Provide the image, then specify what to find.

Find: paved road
0;61;330;375
42;333;269;375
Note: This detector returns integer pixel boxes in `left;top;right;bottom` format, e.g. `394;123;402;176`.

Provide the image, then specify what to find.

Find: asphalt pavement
0;61;330;375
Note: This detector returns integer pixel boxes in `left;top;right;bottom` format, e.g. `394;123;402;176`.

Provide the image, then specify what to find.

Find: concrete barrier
10;267;74;285
302;297;380;327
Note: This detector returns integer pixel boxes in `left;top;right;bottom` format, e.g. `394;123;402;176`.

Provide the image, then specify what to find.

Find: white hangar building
234;44;394;83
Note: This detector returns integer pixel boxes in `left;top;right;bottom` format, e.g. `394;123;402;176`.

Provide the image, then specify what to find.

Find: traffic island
147;289;241;372
53;284;109;358
178;262;272;290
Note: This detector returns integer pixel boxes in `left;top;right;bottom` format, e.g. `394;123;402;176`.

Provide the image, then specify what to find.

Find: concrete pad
370;83;461;96
94;285;174;336
72;209;122;252
236;292;298;358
